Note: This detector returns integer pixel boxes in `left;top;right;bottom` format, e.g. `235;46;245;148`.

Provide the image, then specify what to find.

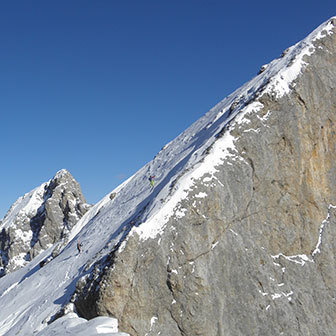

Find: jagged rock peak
54;168;72;179
0;170;90;276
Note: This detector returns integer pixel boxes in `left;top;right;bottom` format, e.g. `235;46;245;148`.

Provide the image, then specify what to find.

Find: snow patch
229;229;238;236
36;314;127;336
133;130;238;240
271;253;313;266
264;19;334;98
144;316;158;336
0;183;47;230
271;291;293;301
150;316;158;328
312;204;336;257
194;192;207;198
259;290;268;296
236;102;264;125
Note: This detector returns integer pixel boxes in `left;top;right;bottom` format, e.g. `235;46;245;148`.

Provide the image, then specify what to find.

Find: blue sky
0;1;335;217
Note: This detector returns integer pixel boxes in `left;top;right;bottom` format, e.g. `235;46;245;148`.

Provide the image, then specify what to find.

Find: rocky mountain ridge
0;169;90;276
72;17;336;336
0;16;335;336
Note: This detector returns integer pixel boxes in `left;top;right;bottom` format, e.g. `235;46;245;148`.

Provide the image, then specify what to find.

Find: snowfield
0;17;334;336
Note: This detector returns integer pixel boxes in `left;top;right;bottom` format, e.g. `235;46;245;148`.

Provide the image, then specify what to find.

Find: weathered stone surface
76;19;336;335
0;169;90;275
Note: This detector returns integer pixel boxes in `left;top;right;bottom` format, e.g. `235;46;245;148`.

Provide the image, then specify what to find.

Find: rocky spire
0;170;91;276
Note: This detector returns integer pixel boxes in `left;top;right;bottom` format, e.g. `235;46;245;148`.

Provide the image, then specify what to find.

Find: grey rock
109;192;117;200
75;18;336;336
0;169;90;276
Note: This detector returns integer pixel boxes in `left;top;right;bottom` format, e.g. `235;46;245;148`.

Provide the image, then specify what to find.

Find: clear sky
0;1;335;218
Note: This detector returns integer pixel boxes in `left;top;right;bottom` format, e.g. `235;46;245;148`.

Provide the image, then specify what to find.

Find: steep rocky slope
0;169;90;276
0;17;336;336
74;17;336;335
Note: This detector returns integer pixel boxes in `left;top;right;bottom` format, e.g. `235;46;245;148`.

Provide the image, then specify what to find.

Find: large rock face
0;169;90;276
74;18;336;335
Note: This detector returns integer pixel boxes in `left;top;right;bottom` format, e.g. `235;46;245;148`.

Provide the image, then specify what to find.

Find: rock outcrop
75;18;336;335
0;169;90;276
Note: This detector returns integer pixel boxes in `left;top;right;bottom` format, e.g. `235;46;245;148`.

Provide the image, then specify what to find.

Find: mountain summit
0;169;90;276
0;17;336;336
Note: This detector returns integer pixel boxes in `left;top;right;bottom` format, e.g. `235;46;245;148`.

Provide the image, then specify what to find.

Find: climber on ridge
149;175;155;189
77;239;83;254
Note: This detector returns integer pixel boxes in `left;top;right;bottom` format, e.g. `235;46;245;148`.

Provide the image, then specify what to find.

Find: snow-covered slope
0;17;334;336
0;183;47;231
0;183;47;272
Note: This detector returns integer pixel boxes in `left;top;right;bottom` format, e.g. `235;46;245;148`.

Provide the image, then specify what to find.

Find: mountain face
0;17;336;336
73;17;336;335
0;169;90;276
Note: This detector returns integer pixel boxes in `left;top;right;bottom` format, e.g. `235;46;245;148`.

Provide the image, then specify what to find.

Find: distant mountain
0;16;336;336
0;169;90;276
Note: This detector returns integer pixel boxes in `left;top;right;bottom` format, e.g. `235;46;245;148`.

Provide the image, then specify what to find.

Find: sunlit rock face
75;18;336;336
